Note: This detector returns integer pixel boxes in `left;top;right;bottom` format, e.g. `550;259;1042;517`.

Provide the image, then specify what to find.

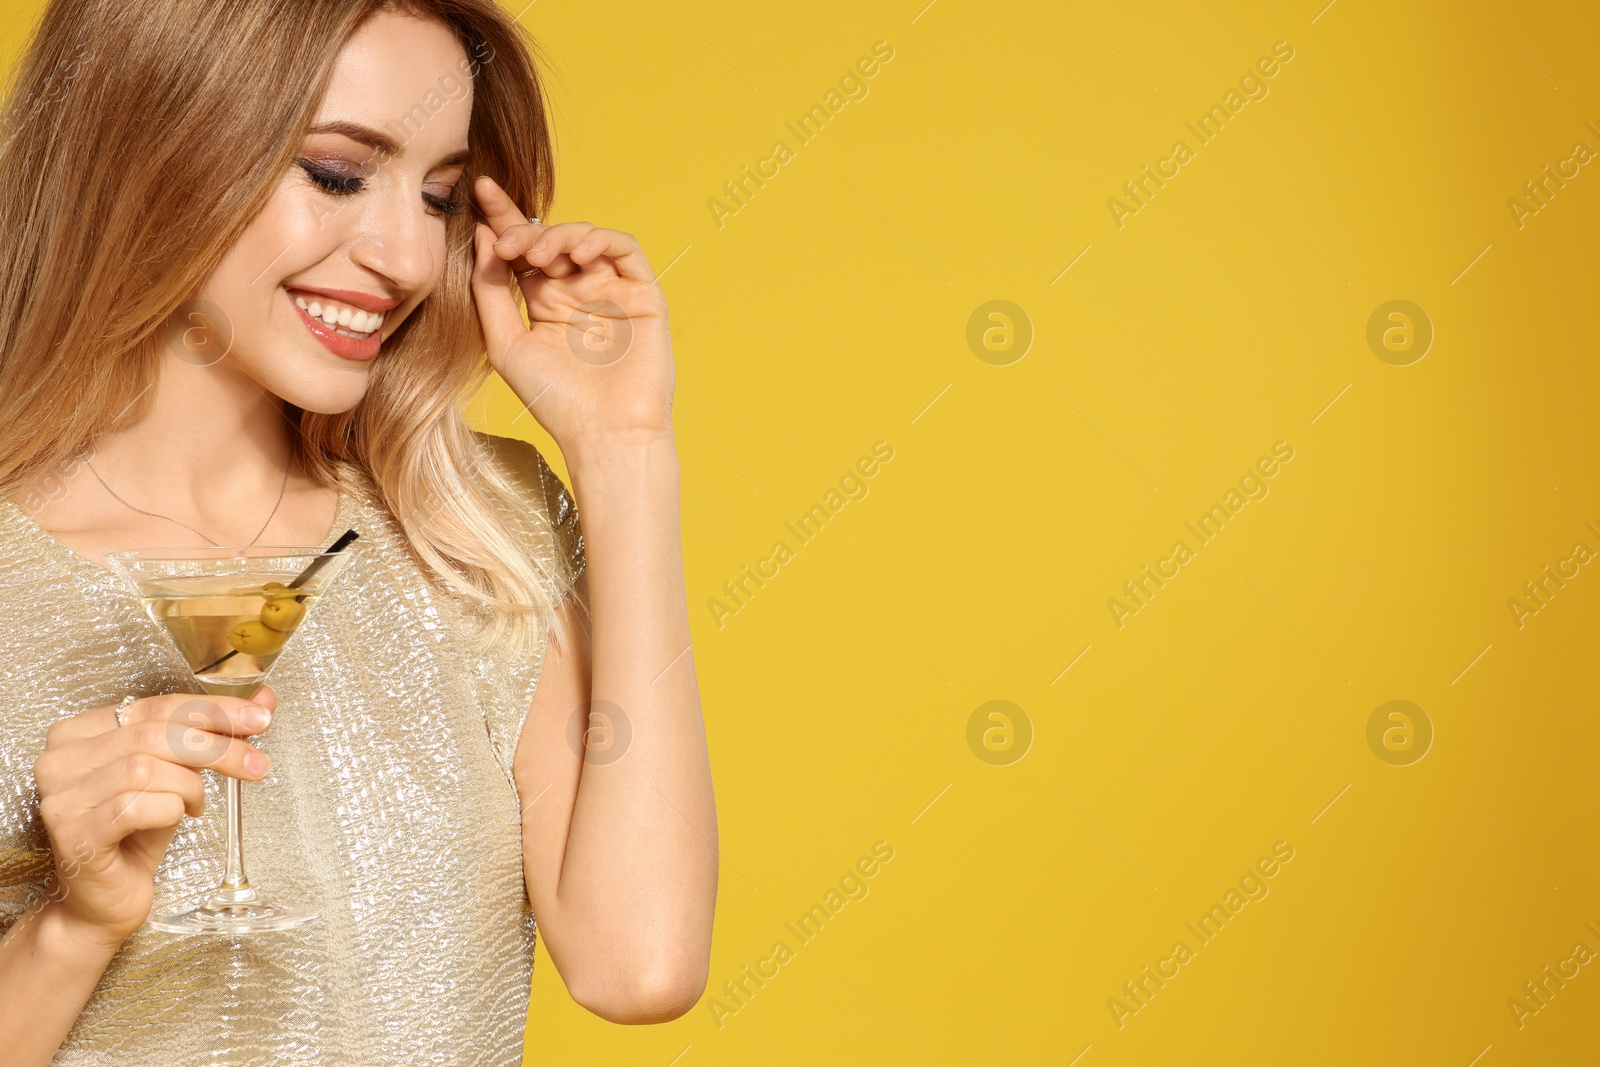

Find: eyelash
297;161;465;216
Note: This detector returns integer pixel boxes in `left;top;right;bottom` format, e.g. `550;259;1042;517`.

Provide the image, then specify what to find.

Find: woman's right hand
28;688;277;943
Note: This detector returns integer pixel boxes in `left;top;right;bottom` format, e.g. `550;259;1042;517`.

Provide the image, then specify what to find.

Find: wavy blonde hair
0;0;576;657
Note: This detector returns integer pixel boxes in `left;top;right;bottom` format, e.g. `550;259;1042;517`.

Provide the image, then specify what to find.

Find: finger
565;227;658;286
489;219;582;279
134;693;274;738
474;176;578;277
50;753;207;822
472;223;533;358
102;754;207;819
49;691;272;746
519;228;589;282
472;174;537;238
509;221;601;278
92;789;186;838
496;223;585;279
38;697;271;795
492;222;583;281
250;685;278;715
121;718;272;781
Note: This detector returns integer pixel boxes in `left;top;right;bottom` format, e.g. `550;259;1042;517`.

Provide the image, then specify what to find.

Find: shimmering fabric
0;432;583;1065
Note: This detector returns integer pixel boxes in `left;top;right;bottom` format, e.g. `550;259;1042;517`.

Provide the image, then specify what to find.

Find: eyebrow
308;120;471;168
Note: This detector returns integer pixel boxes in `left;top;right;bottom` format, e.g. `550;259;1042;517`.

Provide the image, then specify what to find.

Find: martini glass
105;532;357;934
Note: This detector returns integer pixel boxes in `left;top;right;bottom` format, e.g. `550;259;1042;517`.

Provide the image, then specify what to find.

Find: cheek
206;186;340;308
188;199;334;370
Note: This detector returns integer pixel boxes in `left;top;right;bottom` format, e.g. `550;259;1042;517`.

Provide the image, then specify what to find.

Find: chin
254;362;375;415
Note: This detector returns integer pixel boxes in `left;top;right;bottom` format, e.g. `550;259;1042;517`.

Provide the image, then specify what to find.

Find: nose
345;177;440;293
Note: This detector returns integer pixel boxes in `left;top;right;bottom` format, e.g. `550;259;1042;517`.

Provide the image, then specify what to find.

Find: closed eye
298;161;364;195
298;160;462;216
424;190;465;216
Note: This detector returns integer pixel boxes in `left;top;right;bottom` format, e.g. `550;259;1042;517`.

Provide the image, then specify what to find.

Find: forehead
316;11;473;142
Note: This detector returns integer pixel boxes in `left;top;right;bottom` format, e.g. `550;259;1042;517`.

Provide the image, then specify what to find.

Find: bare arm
469;175;719;1022
513;432;717;1023
0;899;123;1065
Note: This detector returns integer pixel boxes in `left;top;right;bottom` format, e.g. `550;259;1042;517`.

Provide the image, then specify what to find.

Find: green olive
260;596;306;632
228;619;287;656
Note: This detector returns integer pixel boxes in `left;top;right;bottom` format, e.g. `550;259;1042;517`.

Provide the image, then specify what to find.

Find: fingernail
243;705;271;729
494;237;513;249
244;751;269;776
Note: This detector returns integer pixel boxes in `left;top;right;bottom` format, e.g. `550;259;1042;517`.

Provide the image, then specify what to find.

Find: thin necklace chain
78;446;291;548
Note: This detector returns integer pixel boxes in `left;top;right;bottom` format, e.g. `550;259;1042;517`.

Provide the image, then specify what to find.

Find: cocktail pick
290;528;360;590
194;529;360;676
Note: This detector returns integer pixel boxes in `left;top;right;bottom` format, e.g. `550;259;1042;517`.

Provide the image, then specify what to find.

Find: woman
0;1;717;1063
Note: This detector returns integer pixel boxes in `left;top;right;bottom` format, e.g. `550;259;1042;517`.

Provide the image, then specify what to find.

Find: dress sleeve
534;447;586;588
467;432;585;793
0;764;49;940
0;580;55;938
471;431;585;602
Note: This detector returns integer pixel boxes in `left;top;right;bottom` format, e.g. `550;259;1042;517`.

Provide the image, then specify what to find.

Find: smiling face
194;10;474;414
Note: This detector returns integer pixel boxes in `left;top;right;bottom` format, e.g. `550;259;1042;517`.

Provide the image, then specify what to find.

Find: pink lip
286;285;400;313
286;288;383;362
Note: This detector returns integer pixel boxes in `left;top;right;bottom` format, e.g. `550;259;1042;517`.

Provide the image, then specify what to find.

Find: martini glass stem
199;681;258;908
210;776;256;904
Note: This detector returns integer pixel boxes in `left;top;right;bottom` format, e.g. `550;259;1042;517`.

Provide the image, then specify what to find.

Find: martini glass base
148;899;319;935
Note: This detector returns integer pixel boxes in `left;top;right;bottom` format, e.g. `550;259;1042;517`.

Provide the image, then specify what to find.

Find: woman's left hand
470;175;674;454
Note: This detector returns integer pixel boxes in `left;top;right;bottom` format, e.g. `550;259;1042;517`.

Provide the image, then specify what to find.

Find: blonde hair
0;0;576;657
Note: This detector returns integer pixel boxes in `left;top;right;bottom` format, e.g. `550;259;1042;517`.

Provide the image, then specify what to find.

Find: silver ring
526;215;542;226
114;695;136;728
516;266;543;279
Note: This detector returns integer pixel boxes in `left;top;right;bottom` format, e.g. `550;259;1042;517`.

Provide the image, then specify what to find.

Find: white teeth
288;289;384;335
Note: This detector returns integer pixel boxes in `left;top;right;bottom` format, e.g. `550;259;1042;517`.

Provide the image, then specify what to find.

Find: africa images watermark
0;40;95;159
1506;919;1600;1030
0;840;101;970
707;40;896;229
1505;520;1599;630
1107;441;1296;628
1506;121;1598;231
1107;40;1296;230
14;440;98;516
705;840;896;1029
1108;840;1296;1029
308;36;494;230
707;441;895;629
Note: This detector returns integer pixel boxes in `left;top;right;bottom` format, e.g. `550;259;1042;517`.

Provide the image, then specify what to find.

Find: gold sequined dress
0;432;583;1065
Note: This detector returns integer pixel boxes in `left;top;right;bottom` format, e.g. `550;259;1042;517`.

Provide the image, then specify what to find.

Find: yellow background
8;0;1600;1063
